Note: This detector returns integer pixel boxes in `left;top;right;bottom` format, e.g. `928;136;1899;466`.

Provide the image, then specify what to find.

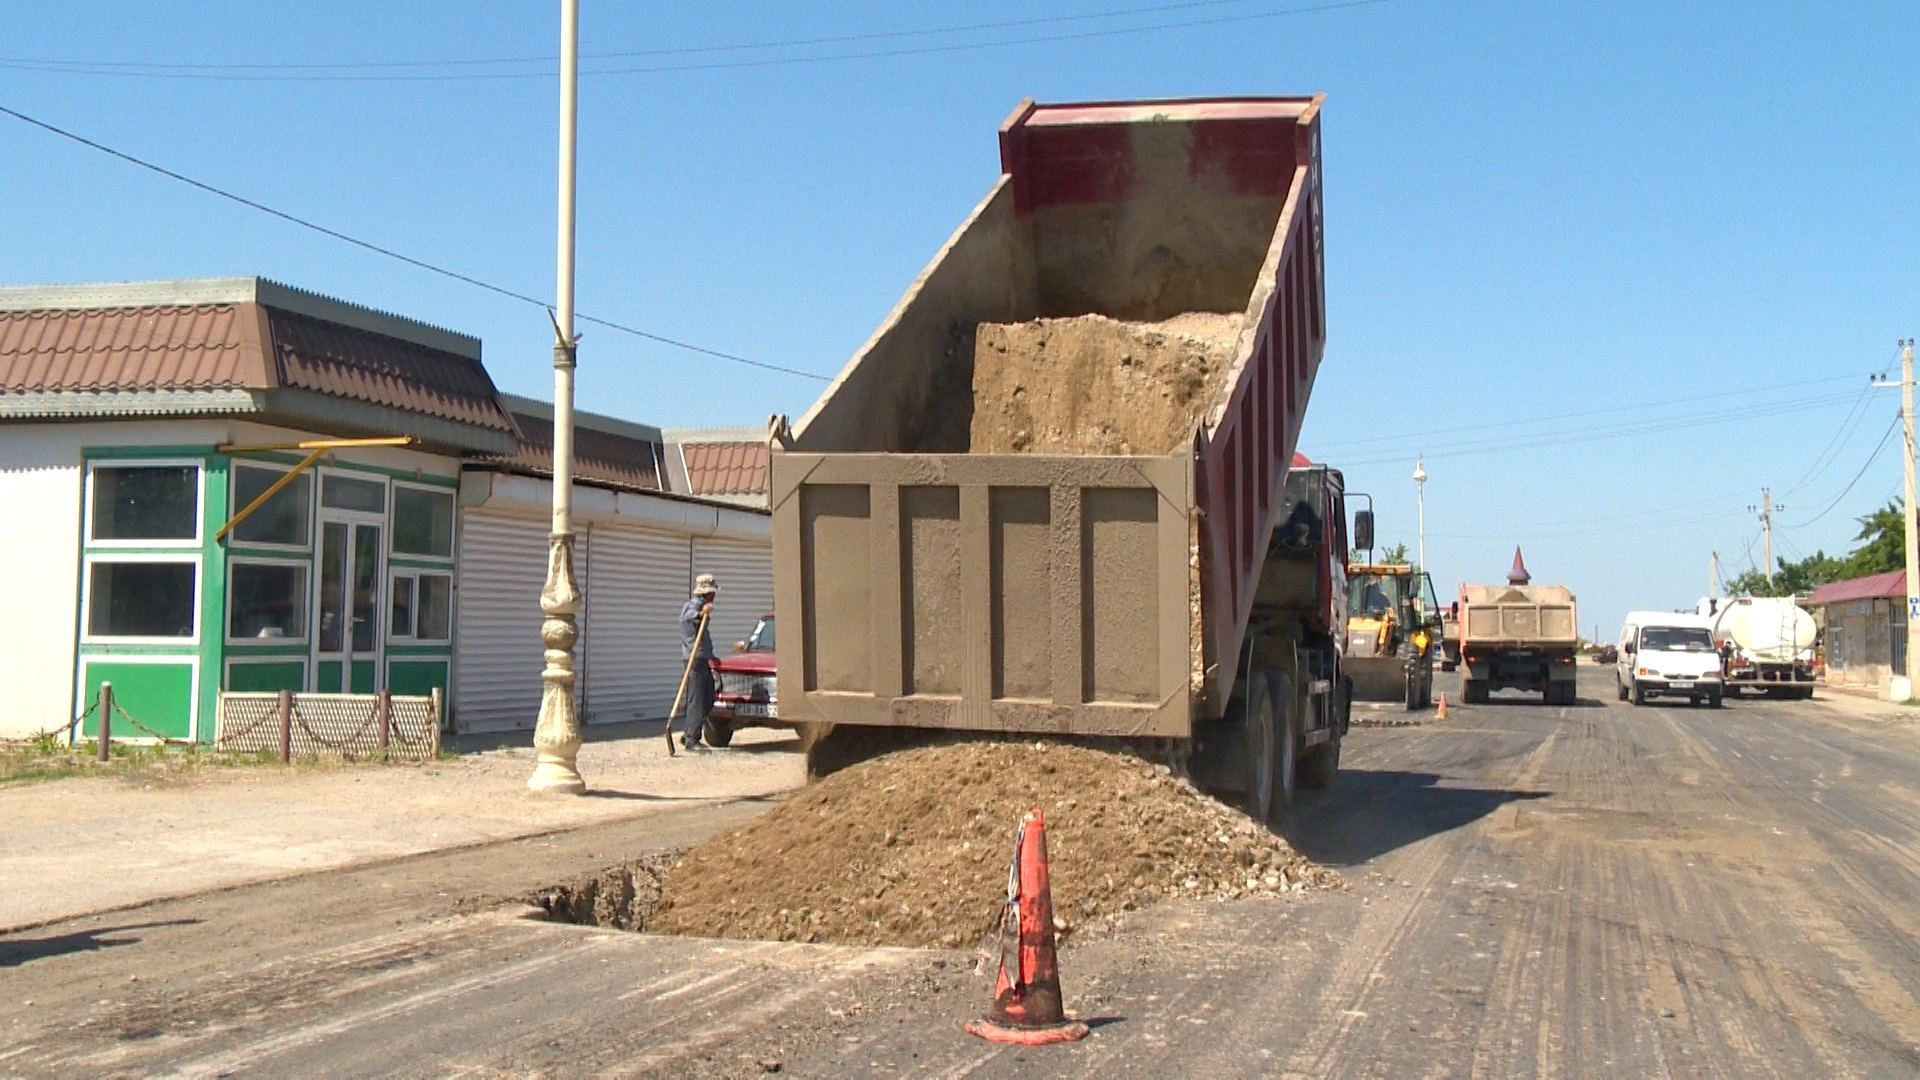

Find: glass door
313;514;385;693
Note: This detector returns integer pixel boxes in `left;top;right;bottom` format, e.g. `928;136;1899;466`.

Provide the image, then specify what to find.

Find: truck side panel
773;452;1193;737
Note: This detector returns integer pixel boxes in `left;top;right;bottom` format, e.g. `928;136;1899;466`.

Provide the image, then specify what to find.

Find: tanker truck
771;95;1344;822
1701;596;1817;698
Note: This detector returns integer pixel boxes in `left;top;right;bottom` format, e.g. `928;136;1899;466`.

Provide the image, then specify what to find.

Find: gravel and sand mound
969;312;1243;454
638;741;1337;949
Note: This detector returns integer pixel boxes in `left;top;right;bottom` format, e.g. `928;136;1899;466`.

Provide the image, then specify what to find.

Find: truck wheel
1631;681;1648;707
1299;730;1340;790
1616;677;1628;702
703;717;736;747
1463;678;1488;705
1242;676;1280;824
1707;692;1724;709
1271;672;1298;820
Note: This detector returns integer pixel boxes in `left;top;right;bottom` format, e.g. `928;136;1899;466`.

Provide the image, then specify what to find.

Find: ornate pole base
528;531;586;794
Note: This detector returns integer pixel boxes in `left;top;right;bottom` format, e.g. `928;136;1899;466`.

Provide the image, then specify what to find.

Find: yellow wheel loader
1345;564;1441;710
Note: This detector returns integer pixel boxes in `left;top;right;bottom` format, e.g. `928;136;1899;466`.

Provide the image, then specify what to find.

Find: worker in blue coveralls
678;573;719;752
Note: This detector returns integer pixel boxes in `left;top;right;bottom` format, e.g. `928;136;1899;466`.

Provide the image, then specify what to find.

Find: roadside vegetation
1726;500;1906;596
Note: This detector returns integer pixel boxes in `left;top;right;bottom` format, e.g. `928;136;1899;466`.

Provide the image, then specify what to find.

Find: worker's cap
694;573;719;595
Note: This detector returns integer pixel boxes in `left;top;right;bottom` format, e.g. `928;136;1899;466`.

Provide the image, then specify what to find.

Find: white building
0;277;770;741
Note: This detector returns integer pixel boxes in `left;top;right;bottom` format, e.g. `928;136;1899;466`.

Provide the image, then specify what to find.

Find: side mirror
1623;642;1636;656
1353;510;1374;552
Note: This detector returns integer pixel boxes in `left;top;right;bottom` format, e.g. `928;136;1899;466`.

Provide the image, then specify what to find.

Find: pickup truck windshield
1641;627;1713;652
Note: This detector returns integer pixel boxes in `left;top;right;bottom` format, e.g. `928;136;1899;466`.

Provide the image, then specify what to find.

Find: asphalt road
5;666;1917;1078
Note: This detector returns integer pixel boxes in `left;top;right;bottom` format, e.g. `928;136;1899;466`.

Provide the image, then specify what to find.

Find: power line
1784;384;1876;495
1312;373;1861;453
0;102;829;382
0;0;1393;83
1335;390;1861;467
1781;414;1900;529
0;0;1276;70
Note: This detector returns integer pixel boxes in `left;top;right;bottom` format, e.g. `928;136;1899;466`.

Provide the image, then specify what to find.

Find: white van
1616;611;1725;707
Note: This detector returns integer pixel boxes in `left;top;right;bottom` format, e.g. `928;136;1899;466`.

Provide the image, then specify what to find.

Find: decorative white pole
529;0;586;794
1413;458;1428;572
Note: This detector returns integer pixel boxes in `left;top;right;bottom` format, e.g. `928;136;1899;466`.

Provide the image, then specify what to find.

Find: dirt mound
648;741;1337;949
969;312;1242;454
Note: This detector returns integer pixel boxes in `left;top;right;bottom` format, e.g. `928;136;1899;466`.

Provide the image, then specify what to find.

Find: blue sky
4;0;1916;635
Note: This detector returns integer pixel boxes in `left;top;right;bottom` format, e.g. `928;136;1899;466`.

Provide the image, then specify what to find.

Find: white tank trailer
1698;596;1817;699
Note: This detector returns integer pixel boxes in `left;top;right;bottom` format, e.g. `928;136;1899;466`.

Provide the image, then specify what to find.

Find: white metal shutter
454;510;589;733
584;526;693;722
693;535;775;655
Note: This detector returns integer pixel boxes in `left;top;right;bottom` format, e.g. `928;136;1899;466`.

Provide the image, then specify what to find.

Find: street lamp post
528;0;586;794
1413;458;1428;572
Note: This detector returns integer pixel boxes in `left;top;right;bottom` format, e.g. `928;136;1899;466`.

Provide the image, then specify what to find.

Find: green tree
1844;499;1904;577
1379;542;1410;566
1727;549;1848;598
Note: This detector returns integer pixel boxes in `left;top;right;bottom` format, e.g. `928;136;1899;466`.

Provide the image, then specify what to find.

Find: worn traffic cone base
964;1016;1090;1045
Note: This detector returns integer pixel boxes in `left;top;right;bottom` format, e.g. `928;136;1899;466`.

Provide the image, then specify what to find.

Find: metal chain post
96;682;113;763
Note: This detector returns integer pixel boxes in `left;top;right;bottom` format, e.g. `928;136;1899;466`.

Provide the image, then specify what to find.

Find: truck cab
1616;611;1724;708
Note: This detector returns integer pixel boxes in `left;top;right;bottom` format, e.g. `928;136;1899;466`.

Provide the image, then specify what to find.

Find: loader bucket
1345;654;1408;702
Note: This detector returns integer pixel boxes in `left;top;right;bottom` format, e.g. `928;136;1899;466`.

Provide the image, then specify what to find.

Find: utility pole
1902;338;1918;693
1709;550;1720;602
1750;488;1782;589
1413;458;1428;572
529;0;586;794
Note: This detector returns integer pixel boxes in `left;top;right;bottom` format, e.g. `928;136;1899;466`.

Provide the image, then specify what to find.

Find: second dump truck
1458;548;1580;705
771;96;1346;820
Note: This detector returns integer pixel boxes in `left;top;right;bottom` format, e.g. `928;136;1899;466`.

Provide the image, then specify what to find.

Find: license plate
1669;681;1694;690
732;702;777;718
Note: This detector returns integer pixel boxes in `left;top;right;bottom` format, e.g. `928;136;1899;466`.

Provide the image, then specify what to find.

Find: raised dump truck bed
772;97;1328;754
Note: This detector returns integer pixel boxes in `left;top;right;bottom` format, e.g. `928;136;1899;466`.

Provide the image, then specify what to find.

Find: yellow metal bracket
214;436;417;542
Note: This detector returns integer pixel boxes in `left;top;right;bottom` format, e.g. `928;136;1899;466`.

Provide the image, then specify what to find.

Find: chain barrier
12;699;99;745
290;700;381;752
212;699;280;746
109;701;196;746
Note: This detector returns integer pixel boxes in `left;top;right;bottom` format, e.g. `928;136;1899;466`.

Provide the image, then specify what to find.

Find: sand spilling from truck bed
638;741;1336;949
970;312;1243;454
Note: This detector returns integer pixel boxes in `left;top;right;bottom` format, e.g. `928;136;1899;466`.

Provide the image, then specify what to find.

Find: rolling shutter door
584;527;692;722
693;535;774;654
454;510;589;732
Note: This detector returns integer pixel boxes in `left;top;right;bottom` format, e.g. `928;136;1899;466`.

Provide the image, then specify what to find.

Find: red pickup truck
705;613;782;746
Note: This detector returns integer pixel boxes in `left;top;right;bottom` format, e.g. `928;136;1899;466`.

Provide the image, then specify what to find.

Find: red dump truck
770;97;1342;821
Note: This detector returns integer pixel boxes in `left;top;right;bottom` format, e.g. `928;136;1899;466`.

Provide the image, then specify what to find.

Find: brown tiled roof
681;440;769;497
0;303;268;391
0;293;514;435
265;307;513;433
496;410;664;491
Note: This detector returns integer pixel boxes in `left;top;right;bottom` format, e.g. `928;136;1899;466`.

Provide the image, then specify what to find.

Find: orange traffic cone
965;809;1090;1046
1436;693;1448;720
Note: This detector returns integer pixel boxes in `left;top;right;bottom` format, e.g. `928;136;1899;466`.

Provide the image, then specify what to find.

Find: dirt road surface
5;667;1918;1077
0;724;802;931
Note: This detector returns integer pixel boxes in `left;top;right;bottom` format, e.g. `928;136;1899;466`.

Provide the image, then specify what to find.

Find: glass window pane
417;574;452;641
351;523;381;652
391;575;416;638
231;466;312;547
88;561;195;638
322;474;385;513
229;562;308;640
319;522;346;652
392;487;455;557
91;465;197;541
